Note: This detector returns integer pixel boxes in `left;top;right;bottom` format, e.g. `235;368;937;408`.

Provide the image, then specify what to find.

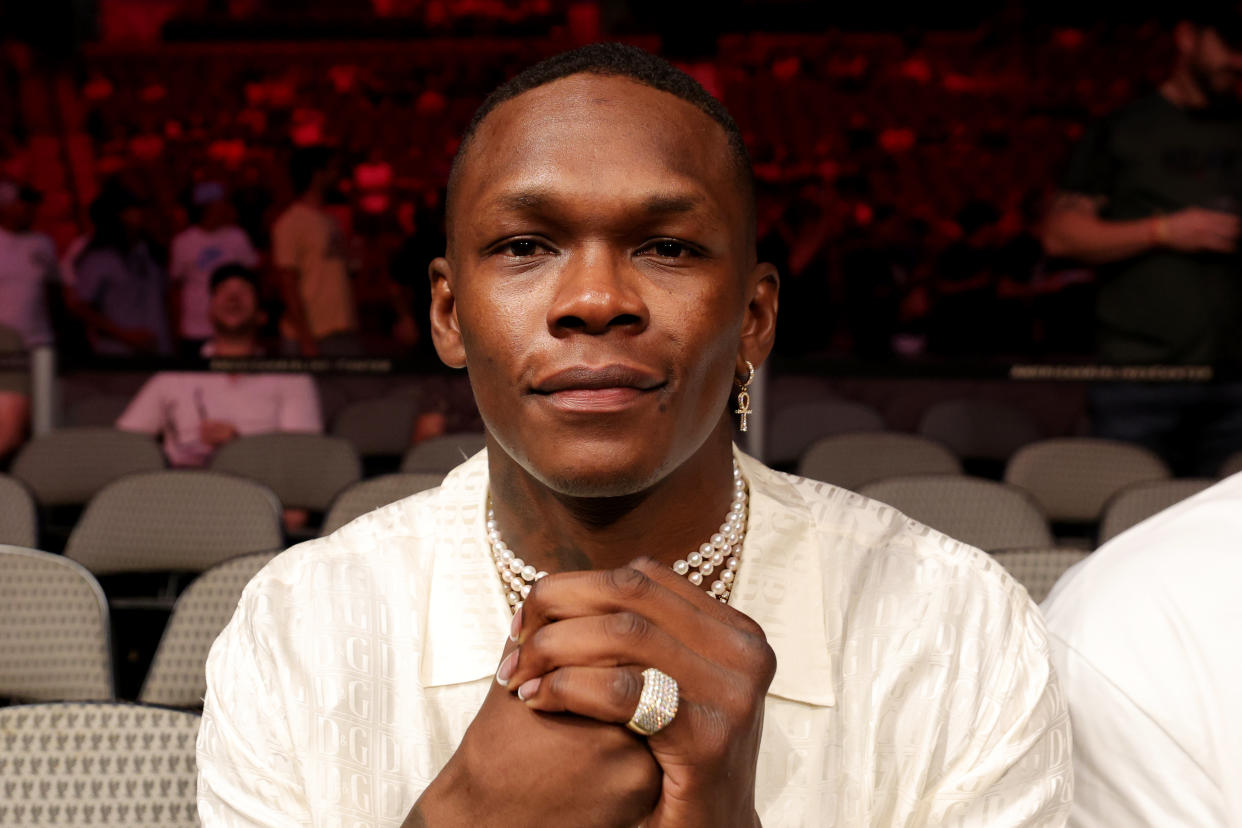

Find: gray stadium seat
0;545;114;702
767;400;885;468
10;427;164;506
65;470;282;576
321;472;445;535
0;701;200;826
1098;478;1215;545
210;432;361;512
402;432;487;473
797;432;962;491
331;396;418;458
860;474;1053;551
990;547;1091;604
140;551;278;708
1004;438;1171;523
0;473;37;548
917;398;1041;464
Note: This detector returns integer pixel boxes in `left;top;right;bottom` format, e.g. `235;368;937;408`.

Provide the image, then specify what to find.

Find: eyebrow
490;188;705;216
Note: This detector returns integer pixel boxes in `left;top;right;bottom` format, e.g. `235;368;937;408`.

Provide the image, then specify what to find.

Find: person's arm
64;258;159;352
0;391;30;458
1042;193;1240;264
115;376;167;435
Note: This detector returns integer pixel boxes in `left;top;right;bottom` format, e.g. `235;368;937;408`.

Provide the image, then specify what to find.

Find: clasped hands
414;558;775;828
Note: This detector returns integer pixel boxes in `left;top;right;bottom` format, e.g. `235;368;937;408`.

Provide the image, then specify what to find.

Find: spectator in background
1042;472;1242;826
65;186;172;357
272;146;359;356
0;182;58;351
1043;6;1242;475
170;181;260;358
117;264;320;530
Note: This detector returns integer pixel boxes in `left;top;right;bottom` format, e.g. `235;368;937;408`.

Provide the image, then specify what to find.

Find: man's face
1188;25;1242;103
431;74;775;496
209;277;261;336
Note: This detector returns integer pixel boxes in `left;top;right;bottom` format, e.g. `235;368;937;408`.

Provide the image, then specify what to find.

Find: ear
428;256;467;369
737;261;779;378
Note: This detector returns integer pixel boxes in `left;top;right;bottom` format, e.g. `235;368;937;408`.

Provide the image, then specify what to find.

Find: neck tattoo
486;458;750;612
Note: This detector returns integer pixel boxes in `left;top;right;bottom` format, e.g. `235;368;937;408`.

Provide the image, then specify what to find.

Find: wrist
1149;215;1171;247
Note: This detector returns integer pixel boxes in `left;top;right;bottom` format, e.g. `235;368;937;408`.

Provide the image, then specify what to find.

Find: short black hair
289;146;336;196
446;42;755;246
210;263;261;295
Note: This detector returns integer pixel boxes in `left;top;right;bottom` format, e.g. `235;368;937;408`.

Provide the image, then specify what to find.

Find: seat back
1004;438;1171;523
10;427;165;506
65;470;282;575
210;432;361;511
797;432;962;491
401;432;487;473
767;399;885;467
0;545;114;702
331;396;418;457
860;474;1053;551
917;398;1041;462
0;474;37;548
321;472;445;535
0;701;200;826
1098;478;1215;544
140;551;278;707
990;547;1091;604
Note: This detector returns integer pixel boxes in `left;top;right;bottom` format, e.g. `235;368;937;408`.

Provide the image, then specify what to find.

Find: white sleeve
917;603;1074;827
115;376;167;434
197;585;313;827
1050;636;1224;828
277;376;323;433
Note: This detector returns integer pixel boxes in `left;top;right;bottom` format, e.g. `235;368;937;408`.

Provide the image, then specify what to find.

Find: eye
642;239;699;259
501;239;542;257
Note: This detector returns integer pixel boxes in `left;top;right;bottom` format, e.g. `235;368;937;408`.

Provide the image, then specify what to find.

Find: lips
531;364;666;411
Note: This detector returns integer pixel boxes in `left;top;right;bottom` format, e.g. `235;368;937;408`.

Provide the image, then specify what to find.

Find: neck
210;333;258;356
1161;70;1208;110
487;423;740;575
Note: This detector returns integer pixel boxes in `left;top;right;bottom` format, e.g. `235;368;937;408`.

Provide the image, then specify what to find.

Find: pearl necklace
486;459;749;612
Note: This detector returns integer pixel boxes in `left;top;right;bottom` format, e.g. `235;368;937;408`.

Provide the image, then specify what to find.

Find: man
0;182;58;353
170;181;260;356
198;45;1071;826
272;146;359;357
117;264;321;468
1042;474;1242;826
1042;8;1242;476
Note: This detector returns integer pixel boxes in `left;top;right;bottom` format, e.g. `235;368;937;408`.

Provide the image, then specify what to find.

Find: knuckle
604;611;650;643
605;669;643;709
543;668;571;700
604;566;653;601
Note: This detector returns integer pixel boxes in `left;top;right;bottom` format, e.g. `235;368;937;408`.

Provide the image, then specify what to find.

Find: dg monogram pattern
199;449;1073;827
0;702;200;826
0;546;113;702
140;551;280;708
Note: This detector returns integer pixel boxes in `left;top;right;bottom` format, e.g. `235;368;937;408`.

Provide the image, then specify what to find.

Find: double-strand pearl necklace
486;459;749;612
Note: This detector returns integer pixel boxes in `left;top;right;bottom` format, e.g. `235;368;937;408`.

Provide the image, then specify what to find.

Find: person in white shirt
117;263;321;468
169;181;260;356
1042;473;1242;827
198;44;1072;827
0;182;59;350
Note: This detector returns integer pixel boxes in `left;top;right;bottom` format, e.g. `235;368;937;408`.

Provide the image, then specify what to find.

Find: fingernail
509;607;523;642
496;649;518;686
516;677;541;701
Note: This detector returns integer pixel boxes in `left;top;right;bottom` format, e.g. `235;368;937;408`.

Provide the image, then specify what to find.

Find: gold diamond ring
625;667;679;736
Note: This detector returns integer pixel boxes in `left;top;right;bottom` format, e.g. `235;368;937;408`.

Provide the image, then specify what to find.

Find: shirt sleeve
234;228;261;268
197;583;313;827
277;376;323;433
916;599;1075;827
116;376;167;434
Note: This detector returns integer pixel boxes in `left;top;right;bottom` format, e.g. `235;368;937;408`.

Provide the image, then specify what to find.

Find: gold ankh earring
734;360;755;432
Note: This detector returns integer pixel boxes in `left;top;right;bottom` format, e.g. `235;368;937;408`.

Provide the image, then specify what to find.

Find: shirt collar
418;447;836;709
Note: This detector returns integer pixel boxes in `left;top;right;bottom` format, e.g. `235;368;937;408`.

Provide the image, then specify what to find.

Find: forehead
452;74;743;236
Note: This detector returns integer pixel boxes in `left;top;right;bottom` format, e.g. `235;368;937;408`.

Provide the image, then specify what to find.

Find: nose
547;247;649;336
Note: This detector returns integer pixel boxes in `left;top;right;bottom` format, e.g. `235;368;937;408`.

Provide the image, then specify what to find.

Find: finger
503;611;721;694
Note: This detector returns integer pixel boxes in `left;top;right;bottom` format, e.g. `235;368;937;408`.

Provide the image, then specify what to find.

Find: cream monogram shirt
197;449;1073;827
